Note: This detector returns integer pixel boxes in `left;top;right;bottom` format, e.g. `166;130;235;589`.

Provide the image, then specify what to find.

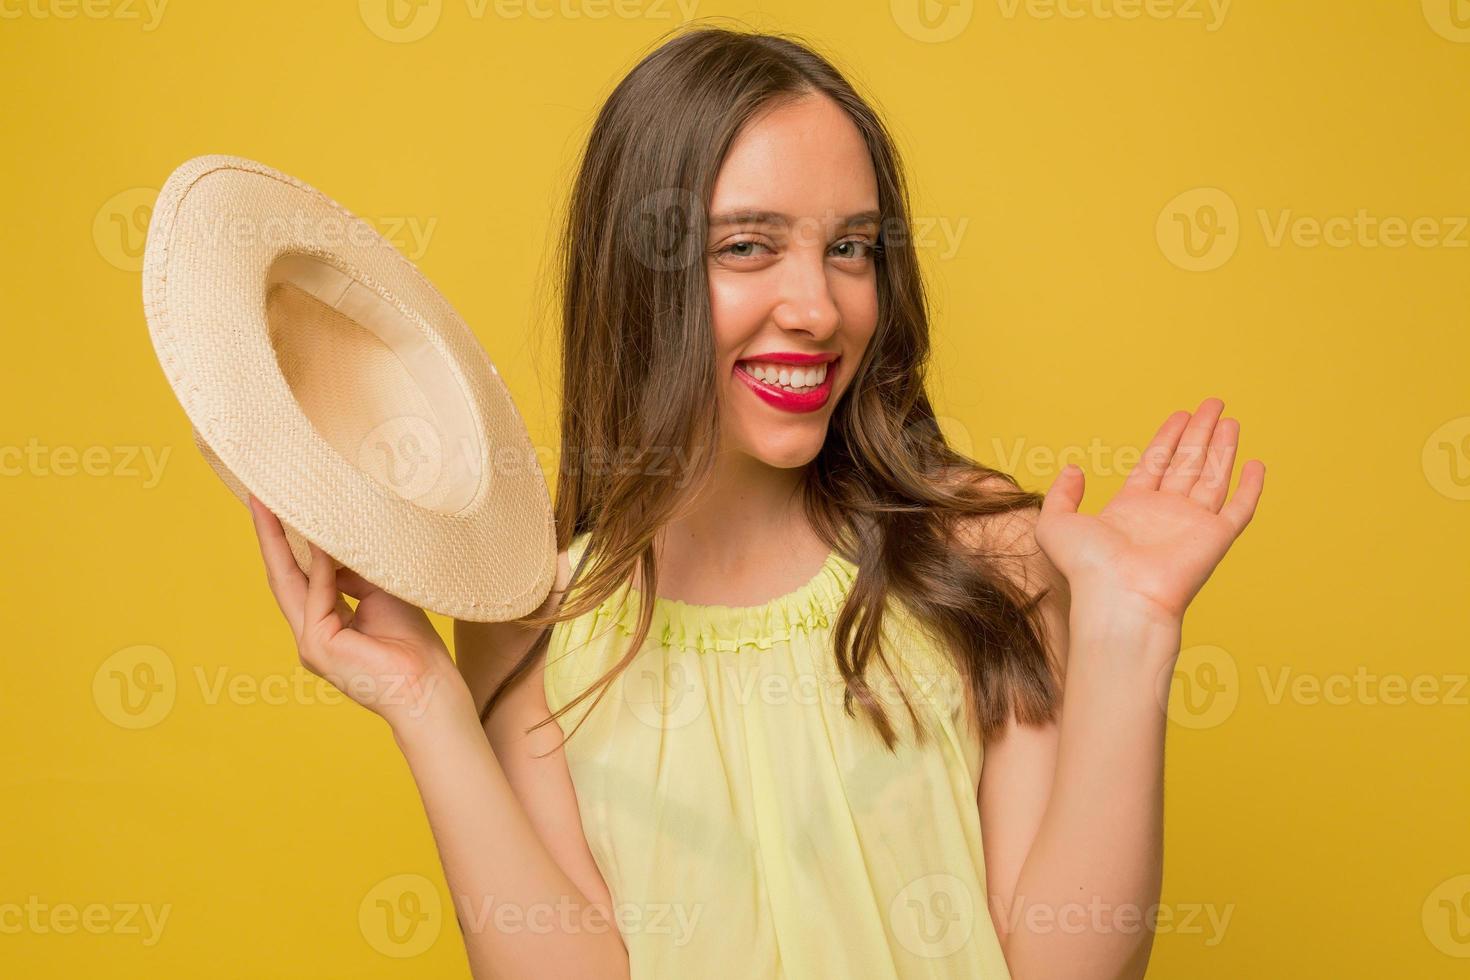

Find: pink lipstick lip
733;355;838;414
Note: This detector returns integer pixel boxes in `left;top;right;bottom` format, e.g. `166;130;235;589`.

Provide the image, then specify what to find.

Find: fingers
248;494;307;638
1041;463;1085;516
1124;410;1191;492
1189;416;1239;512
304;542;344;637
335;566;383;602
1160;397;1226;495
1220;458;1266;538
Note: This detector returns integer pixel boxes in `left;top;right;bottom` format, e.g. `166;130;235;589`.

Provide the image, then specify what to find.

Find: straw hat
142;155;555;622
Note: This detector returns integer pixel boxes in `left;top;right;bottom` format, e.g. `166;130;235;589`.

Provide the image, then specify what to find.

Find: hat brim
142;155;555;623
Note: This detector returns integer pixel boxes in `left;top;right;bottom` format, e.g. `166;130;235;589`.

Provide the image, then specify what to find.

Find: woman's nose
771;253;841;337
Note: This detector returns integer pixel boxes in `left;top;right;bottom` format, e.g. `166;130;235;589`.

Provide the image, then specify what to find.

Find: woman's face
705;92;881;470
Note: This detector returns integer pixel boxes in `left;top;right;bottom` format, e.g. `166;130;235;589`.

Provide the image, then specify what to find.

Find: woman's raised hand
246;493;465;729
1034;397;1266;627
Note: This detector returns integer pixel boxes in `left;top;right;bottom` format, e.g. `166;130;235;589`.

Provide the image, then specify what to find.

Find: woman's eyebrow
708;208;881;229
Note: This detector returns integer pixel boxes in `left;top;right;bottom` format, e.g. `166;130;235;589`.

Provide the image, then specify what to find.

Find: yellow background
3;1;1467;976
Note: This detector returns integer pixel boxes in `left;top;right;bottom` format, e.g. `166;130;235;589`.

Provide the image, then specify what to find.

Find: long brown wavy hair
480;22;1062;753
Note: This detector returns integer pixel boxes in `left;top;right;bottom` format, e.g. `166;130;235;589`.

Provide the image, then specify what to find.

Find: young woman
247;26;1263;980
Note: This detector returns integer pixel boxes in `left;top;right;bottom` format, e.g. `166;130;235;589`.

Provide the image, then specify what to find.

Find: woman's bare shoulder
453;545;574;717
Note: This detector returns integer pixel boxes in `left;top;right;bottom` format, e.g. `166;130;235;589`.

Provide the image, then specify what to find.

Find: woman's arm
974;399;1264;980
979;564;1180;979
391;677;629;979
244;498;628;979
398;547;626;980
445;547;625;975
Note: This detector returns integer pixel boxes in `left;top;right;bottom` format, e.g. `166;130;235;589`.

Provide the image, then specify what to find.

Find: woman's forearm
998;593;1182;980
390;679;630;980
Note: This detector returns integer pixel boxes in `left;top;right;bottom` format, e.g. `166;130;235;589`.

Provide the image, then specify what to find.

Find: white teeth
741;360;828;392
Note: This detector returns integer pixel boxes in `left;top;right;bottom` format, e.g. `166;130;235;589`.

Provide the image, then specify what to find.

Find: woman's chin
730;427;828;470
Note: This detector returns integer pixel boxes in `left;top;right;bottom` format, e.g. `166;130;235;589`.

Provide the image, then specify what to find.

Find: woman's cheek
836;275;879;334
707;275;765;350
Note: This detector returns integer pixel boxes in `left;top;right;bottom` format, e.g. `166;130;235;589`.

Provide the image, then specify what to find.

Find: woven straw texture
141;155;555;622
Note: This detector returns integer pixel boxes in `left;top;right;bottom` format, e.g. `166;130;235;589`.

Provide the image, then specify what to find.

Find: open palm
1034;397;1265;626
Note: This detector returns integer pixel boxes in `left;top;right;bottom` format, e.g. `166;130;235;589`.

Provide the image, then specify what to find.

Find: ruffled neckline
569;532;858;653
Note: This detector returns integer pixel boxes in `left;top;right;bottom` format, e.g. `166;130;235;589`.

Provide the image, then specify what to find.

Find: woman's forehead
711;97;878;225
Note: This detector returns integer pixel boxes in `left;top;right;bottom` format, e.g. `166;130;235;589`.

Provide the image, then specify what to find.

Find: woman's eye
832;239;877;261
714;238;878;264
718;240;770;261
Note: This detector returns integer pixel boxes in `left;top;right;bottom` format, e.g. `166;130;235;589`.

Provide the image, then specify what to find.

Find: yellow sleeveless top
544;531;1012;979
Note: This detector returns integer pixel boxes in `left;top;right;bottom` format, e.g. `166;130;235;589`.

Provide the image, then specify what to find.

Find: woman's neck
639;450;830;605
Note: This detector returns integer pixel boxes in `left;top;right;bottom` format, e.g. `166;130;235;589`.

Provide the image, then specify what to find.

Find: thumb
1042;463;1085;516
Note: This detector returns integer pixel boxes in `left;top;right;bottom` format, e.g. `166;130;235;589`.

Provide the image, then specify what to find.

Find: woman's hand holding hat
246;493;469;732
